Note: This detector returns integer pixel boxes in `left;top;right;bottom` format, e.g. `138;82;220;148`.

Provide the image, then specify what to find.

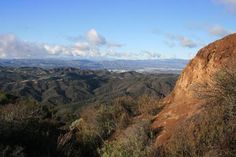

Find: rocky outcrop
152;33;236;145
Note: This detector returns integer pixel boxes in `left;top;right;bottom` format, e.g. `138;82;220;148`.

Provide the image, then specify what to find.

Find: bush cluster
165;69;236;157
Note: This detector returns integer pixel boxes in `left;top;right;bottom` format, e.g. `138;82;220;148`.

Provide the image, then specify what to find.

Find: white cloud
107;42;123;48
0;31;161;60
214;0;236;13
0;34;86;58
187;23;234;37
75;42;90;51
178;36;197;48
218;0;236;5
208;25;232;37
0;33;110;59
43;45;67;55
165;34;198;48
86;29;106;45
0;34;50;59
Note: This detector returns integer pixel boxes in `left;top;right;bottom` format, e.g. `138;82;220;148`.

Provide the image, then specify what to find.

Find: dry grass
0;99;38;121
165;69;236;157
138;95;163;118
98;120;157;157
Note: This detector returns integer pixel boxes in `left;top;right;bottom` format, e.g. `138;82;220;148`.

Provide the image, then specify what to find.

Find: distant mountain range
0;59;188;74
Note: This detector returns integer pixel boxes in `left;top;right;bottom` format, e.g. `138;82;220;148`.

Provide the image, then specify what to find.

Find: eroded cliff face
152;33;236;145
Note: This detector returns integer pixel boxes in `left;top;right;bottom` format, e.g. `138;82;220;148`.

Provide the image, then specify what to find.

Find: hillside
0;67;177;107
0;68;178;156
152;33;236;145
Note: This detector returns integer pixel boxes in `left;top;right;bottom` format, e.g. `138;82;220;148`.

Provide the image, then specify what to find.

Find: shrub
138;95;163;117
71;118;100;146
95;97;137;138
62;95;161;157
0;119;62;157
0;91;16;105
112;96;138;116
95;104;117;139
166;69;236;157
0;99;38;121
98;120;156;157
0;92;8;104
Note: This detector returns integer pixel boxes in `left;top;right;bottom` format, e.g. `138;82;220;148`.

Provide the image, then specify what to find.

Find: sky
0;0;235;60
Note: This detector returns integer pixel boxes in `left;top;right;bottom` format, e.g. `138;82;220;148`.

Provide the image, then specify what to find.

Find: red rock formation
152;33;236;145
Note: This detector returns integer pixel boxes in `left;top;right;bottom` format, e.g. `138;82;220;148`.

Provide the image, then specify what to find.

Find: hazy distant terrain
0;59;188;74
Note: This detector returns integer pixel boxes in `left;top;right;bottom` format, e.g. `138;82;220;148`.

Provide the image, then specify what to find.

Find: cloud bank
0;29;161;60
0;34;50;59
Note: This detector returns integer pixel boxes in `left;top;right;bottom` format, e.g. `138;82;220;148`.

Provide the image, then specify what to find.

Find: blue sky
0;0;235;59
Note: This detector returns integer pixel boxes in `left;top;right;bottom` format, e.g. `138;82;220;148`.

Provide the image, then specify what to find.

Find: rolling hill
0;67;178;108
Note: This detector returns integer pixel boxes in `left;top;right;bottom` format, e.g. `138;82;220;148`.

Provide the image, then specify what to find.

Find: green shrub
0;92;8;104
99;120;156;157
94;97;137;138
0;91;16;105
96;104;117;138
112;96;138;116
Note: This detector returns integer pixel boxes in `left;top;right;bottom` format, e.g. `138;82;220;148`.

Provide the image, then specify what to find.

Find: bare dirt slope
152;33;236;145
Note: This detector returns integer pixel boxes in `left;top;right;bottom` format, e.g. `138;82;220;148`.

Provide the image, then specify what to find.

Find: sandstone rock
152;33;236;145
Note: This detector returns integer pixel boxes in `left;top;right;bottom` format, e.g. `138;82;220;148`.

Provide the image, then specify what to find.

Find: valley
0;67;177;106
